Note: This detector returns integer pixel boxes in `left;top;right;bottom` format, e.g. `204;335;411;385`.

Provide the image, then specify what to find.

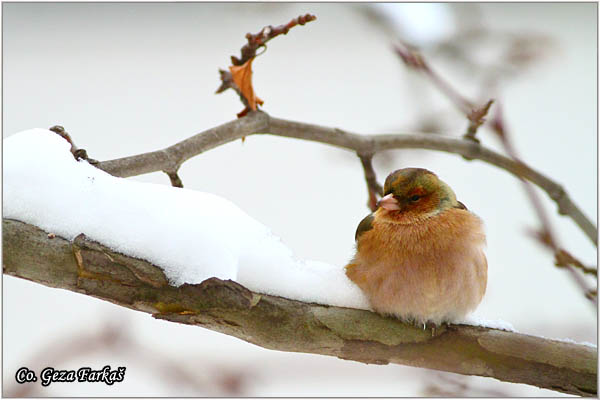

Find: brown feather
346;208;486;324
345;167;487;325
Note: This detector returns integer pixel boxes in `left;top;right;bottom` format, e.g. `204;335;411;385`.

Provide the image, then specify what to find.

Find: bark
3;218;596;396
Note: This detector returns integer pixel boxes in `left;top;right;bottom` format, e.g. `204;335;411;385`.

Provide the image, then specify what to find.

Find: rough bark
3;218;596;396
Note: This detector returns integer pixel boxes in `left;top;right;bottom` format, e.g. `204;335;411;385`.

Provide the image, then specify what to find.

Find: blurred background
3;2;597;396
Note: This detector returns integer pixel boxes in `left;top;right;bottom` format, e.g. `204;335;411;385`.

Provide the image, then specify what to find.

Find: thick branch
96;112;596;245
3;219;597;396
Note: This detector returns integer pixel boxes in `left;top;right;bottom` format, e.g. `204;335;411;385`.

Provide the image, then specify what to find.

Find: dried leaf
229;58;264;111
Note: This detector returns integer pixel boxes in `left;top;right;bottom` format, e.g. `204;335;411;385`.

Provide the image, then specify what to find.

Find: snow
459;314;516;332
461;317;598;348
3;129;370;310
540;336;597;348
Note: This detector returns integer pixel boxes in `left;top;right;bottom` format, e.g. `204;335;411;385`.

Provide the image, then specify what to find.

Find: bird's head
376;168;460;223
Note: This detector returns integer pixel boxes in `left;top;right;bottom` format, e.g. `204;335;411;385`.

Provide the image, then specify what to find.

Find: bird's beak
377;193;401;211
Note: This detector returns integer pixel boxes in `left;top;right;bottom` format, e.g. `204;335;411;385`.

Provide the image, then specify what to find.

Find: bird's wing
455;200;468;210
355;213;375;241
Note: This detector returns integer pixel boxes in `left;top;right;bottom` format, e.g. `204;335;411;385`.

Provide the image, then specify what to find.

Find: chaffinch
346;168;487;325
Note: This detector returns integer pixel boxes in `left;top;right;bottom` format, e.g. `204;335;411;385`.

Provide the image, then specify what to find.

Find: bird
345;168;487;326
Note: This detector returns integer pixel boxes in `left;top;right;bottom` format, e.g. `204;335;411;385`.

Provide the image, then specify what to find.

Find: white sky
3;2;596;396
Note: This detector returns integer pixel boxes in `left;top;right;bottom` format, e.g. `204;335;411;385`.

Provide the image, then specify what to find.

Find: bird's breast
357;208;485;262
347;208;487;324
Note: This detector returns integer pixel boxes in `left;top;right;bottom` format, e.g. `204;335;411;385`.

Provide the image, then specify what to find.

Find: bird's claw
413;321;440;337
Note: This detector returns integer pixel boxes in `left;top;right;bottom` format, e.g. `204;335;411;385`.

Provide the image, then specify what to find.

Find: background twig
391;39;597;286
5;320;252;397
490;103;597;305
358;153;383;211
394;42;474;114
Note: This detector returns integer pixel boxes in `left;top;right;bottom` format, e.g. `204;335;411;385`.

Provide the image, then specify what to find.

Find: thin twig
554;248;597;279
165;170;184;188
215;14;317;114
95;111;596;246
5;319;250;397
392;44;596;247
394;43;474;114
422;371;509;397
491;103;596;306
232;13;317;66
395;40;596;303
464;99;495;144
358;153;383;212
49;125;98;164
5;322;128;397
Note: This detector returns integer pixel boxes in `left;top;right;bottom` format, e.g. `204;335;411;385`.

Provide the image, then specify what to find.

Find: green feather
355;213;374;241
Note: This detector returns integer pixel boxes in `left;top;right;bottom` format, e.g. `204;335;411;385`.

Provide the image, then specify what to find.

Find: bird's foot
412;321;440;337
427;322;439;337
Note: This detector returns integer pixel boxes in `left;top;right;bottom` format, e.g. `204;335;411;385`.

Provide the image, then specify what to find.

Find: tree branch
164;170;184;188
393;43;474;115
96;111;597;246
490;103;596;305
97;112;270;177
2;219;596;396
231;13;317;67
215;14;317;116
390;39;596;247
357;153;383;212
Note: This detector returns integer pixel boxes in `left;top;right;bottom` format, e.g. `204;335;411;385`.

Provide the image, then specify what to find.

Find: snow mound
4;129;370;310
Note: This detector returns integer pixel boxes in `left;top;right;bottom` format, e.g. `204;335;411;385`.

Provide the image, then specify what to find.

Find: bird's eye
409;195;421;202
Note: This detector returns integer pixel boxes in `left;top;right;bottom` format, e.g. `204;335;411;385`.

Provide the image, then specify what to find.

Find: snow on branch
3;130;595;394
3;218;596;396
